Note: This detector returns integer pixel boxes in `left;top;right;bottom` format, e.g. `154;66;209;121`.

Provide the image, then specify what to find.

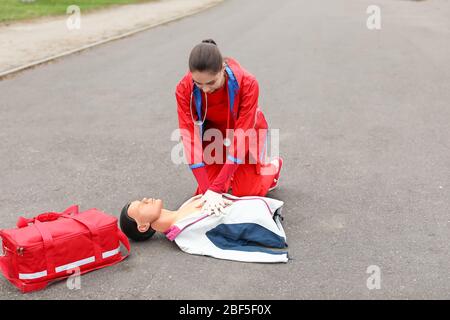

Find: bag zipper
2;222;118;256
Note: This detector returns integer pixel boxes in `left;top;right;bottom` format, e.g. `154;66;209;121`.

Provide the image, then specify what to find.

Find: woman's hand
201;190;233;216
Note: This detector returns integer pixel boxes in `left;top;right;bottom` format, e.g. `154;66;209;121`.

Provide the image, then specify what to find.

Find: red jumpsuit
176;57;276;197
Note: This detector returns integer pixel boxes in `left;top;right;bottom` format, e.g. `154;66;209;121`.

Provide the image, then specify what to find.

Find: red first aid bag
0;205;130;293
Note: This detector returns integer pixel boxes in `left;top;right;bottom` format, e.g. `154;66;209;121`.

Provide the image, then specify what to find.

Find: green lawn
0;0;157;23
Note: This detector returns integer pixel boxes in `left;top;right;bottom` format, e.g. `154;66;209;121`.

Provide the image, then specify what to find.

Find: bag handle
16;205;79;228
33;220;56;277
116;228;130;260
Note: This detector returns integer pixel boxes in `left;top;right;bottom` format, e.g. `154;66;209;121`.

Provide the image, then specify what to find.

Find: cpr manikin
120;193;289;263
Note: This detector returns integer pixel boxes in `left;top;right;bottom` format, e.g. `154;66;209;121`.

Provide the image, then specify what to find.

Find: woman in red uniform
175;39;283;215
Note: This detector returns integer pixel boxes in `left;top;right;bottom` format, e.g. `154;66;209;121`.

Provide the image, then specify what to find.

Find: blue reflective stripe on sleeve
227;154;243;164
190;163;205;169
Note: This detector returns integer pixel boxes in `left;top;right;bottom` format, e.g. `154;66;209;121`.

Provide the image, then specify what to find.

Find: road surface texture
0;0;449;299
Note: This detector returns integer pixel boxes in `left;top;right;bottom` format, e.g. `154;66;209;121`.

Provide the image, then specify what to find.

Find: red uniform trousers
194;162;276;197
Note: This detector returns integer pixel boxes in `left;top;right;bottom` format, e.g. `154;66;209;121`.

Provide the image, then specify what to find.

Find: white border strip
18;270;48;280
17;246;121;279
102;246;120;259
55;256;95;273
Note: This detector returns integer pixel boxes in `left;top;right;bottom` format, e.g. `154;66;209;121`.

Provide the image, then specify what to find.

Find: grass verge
0;0;157;23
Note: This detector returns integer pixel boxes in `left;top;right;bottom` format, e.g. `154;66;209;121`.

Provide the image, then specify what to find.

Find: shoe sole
268;157;283;192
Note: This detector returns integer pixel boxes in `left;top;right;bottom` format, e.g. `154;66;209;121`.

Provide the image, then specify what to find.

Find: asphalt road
0;0;449;299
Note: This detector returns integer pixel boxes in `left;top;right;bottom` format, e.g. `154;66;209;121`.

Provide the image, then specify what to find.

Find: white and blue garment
164;194;288;263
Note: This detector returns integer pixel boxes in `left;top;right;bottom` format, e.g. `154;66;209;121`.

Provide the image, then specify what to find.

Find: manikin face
192;65;226;93
127;198;163;232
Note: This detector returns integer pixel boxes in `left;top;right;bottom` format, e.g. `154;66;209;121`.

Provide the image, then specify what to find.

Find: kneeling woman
175;39;283;215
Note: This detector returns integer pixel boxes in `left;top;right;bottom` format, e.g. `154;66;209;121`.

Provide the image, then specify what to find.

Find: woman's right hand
201;190;232;216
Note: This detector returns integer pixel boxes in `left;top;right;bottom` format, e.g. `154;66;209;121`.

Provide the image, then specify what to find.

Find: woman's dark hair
189;39;223;74
120;202;156;242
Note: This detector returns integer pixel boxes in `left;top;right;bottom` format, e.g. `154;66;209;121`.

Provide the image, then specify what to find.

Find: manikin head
120;198;163;241
189;39;226;93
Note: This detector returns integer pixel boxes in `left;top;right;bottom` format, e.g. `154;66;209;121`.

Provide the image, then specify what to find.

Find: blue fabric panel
206;223;287;255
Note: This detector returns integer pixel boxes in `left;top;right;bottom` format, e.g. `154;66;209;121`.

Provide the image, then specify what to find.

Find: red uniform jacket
175;57;268;194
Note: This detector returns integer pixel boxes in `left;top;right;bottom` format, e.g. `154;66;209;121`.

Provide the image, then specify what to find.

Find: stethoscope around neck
189;64;238;147
189;89;209;127
189;88;231;147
